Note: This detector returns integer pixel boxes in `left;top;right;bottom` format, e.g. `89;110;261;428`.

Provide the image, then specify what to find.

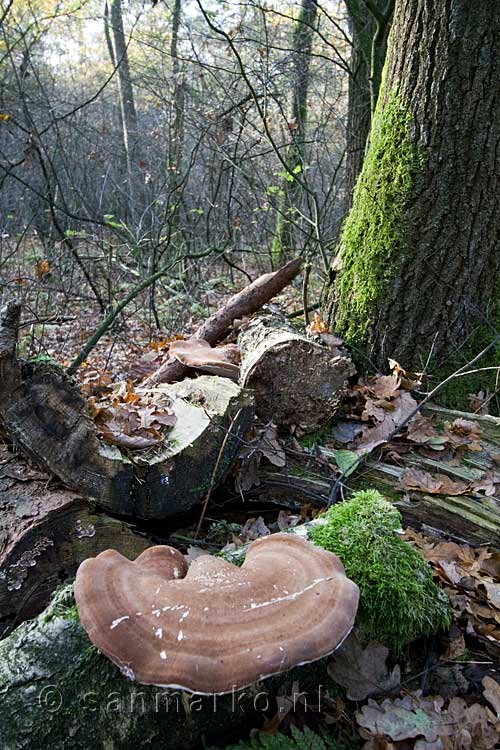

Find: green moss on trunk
328;89;423;351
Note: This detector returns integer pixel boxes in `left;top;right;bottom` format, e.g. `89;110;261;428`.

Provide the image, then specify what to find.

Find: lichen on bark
326;87;423;353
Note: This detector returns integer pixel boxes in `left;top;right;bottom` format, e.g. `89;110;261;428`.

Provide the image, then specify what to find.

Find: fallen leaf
35;259;50;279
483;676;500;717
401;467;471;496
355;391;417;455
306;312;329;334
328;636;401;700
239;516;270;542
481;581;500;610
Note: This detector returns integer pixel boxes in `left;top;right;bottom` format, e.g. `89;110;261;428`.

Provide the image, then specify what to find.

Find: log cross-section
0;302;254;519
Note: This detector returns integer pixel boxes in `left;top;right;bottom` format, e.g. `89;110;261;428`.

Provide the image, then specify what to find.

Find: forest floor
1;245;500;749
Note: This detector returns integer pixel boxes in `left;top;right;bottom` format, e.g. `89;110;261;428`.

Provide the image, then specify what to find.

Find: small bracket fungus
168;339;240;380
74;534;359;694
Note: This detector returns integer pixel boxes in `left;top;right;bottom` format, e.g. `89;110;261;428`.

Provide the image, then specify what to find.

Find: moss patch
310;489;451;652
334;89;423;349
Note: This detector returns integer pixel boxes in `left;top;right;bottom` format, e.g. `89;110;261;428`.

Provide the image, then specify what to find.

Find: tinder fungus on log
74;534;359;694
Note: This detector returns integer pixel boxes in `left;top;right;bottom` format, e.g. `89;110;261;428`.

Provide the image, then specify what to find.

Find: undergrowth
310;489;451;652
213;725;339;750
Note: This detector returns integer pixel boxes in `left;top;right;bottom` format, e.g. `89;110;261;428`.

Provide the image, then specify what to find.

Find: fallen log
144;257;301;386
0;302;254;519
0;584;329;749
239;405;500;547
238;314;356;432
0;444;150;638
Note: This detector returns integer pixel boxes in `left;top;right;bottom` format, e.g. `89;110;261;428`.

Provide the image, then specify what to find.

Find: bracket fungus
168;339;240;380
75;534;359;694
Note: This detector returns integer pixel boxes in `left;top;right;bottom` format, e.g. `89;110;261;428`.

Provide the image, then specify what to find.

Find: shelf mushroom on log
168;338;240;380
0;302;254;518
238;314;356;432
0;535;358;749
74;534;359;693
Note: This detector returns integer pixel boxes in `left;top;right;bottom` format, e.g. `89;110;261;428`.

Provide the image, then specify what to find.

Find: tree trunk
238;314;355;432
0;445;150;638
0;584;329;749
0;303;253;519
272;0;318;259
343;1;394;211
324;0;500;379
108;0;141;220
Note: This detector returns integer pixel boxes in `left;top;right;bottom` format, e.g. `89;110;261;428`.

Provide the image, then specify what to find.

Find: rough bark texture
0;302;254;519
0;585;328;750
343;0;393;212
272;0;318;257
109;0;142;218
238;315;356;432
343;19;372;213
324;0;500;373
0;445;150;638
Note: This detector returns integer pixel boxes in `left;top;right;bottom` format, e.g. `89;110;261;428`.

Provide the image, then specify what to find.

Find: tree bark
244;404;500;548
238;314;355;432
324;0;500;374
0;445;150;638
272;0;318;259
108;0;141;220
343;1;394;211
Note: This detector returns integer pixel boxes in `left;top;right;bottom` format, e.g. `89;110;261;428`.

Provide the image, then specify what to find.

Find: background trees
0;0;498;409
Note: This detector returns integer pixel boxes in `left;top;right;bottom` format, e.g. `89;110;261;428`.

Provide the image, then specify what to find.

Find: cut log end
239;316;356;433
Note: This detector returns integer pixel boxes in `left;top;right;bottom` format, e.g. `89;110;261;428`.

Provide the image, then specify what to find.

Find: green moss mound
334;89;423;349
310;489;451;651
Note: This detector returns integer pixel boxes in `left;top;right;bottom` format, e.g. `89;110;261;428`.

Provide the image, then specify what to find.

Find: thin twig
302;262;312;326
194;408;242;538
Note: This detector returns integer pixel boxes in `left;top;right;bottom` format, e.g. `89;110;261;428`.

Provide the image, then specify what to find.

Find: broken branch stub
74;533;359;694
144;258;302;386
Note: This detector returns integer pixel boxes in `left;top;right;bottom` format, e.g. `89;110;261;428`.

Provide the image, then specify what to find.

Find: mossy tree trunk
323;0;500;380
343;1;394;211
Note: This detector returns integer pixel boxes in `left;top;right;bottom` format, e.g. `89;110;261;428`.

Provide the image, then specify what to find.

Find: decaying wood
242;405;500;547
0;302;254;519
145;257;302;386
238;314;356;432
0;584;328;750
0;445;150;638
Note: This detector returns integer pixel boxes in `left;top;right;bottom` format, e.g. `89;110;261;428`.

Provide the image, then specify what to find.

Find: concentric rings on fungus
74;534;359;694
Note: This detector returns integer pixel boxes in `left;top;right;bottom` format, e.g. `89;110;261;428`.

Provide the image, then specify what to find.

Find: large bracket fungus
75;534;359;694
